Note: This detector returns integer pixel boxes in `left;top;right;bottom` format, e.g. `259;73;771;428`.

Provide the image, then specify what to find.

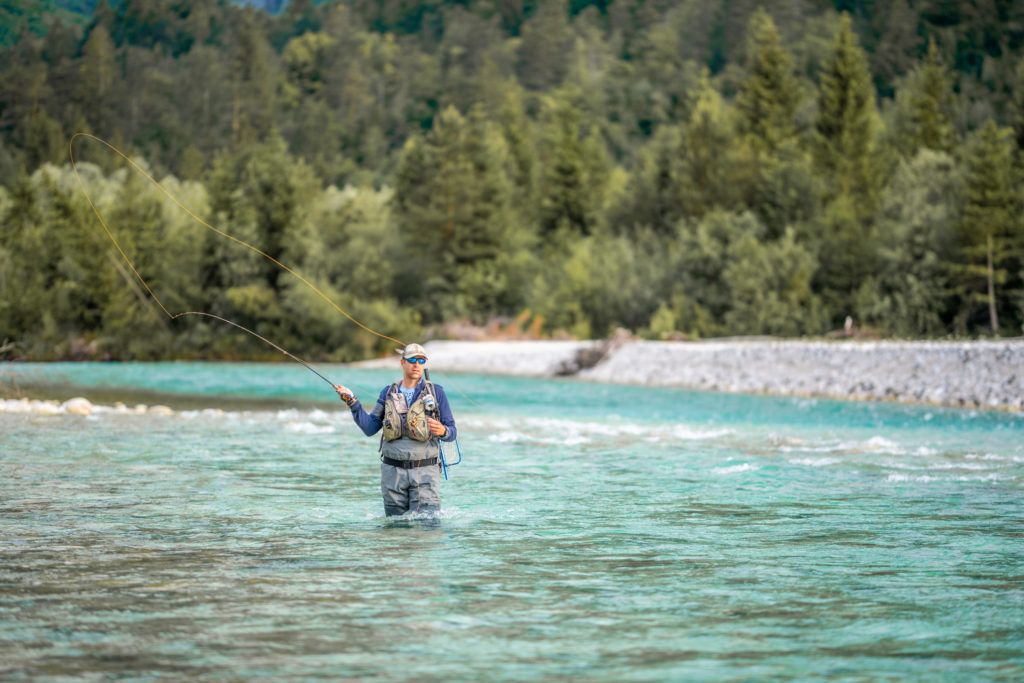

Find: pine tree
516;0;572;91
867;149;961;337
494;85;538;216
680;74;739;217
538;96;592;237
229;9;278;145
203;135;318;332
907;37;955;154
615;123;685;234
21;109;64;170
872;0;919;96
811;13;884;323
393;106;520;320
814;13;880;214
955;120;1019;335
77;23;117;133
0;176;49;344
89;0;117;37
735;8;800;153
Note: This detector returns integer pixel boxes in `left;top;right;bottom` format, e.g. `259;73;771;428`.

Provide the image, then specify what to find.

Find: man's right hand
334;385;356;405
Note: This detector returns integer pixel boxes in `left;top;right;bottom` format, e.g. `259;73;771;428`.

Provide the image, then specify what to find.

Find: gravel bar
358;339;1024;411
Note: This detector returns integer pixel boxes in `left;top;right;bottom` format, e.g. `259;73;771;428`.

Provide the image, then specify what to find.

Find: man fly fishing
334;343;457;517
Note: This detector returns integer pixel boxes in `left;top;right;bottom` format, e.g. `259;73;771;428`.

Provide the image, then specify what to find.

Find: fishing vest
382;381;439;444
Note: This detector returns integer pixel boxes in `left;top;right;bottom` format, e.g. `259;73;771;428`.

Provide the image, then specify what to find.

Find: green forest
1;0;1024;361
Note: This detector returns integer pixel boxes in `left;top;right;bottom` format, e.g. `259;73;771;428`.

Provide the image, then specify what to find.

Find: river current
2;362;1023;680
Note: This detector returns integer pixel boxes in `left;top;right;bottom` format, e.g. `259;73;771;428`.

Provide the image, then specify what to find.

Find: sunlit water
2;362;1023;680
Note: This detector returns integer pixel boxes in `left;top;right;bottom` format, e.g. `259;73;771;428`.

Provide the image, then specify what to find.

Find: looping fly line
68;132;408;381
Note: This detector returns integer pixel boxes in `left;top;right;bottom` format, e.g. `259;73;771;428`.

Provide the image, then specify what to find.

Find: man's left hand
426;417;447;437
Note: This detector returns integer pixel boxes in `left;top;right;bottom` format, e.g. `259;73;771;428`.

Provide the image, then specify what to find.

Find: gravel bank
367;339;1024;411
581;340;1024;411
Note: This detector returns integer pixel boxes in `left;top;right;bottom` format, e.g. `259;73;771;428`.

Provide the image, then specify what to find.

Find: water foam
713;463;758;475
788;457;842;467
778;434;938;458
886;472;1015;483
470;414;732;446
0;397;169;416
285;422;337;435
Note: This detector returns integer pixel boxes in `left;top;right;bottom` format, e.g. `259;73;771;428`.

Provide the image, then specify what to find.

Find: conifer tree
867;149;961;337
615;124;685;234
22;108;65;170
77;23;116;133
282;31;334;96
811;13;884;323
516;0;572;91
872;0;919;94
42;18;79;66
813;13;880;214
176;45;232;156
229;9;278;145
955;120;1019;335
89;0;117;38
538;96;592;237
0;177;48;344
906;37;955;154
393;106;520;320
283;0;320;38
203;135;318;340
680;74;739;217
495;85;538;210
181;0;216;47
735;9;800;153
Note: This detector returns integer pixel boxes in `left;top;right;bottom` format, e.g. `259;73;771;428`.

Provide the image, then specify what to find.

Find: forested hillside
1;0;1023;361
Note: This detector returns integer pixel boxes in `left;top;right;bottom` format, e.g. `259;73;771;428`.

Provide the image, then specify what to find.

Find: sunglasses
405;357;426;365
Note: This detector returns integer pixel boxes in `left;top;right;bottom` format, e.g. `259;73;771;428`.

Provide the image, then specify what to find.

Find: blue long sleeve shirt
347;379;457;443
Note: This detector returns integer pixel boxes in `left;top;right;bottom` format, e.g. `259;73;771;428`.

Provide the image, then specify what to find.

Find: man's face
402;356;426;382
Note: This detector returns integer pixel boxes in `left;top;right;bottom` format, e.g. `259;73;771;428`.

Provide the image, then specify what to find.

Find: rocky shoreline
364;339;1024;411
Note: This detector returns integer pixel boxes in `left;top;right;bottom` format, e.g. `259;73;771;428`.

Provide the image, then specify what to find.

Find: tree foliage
954;120;1021;335
2;1;1024;360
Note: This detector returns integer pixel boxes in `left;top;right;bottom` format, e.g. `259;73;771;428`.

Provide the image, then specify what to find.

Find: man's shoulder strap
422;380;438;399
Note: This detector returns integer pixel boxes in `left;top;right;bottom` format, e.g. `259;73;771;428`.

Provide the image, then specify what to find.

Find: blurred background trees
1;0;1023;360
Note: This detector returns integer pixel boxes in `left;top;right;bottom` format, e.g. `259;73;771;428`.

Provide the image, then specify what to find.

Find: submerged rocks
62;397;93;415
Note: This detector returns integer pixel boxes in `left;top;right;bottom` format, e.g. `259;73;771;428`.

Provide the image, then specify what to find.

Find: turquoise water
2;362;1023;680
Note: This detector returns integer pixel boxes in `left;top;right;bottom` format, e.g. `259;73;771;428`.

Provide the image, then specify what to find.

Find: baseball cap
397;343;427;360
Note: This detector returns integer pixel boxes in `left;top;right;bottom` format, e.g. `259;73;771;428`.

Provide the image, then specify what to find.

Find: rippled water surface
2;362;1023;680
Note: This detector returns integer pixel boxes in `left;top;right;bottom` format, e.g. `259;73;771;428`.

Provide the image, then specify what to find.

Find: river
2;362;1023;679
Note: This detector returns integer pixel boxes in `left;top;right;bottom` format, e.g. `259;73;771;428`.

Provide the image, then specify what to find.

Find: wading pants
381;462;441;517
